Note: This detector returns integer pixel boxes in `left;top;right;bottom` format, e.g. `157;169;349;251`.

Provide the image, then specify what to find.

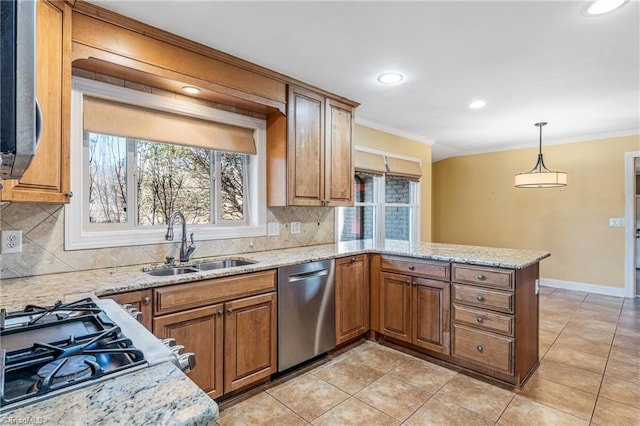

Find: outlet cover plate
267;222;280;236
290;221;301;234
1;230;22;253
608;218;625;227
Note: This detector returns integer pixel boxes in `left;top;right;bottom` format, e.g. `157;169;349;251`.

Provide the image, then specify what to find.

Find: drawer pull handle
412;281;417;287
406;280;411;285
476;295;484;302
227;308;233;314
143;296;151;305
476;274;485;281
477;345;484;352
217;310;224;316
476;317;484;323
351;256;356;262
409;265;415;271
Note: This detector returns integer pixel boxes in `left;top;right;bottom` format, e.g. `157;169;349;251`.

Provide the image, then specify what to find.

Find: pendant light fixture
514;122;567;188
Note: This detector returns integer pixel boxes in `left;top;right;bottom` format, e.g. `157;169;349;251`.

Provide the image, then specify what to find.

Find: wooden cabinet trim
154;270;276;316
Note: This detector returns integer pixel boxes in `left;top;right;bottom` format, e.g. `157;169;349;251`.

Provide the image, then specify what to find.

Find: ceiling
90;1;640;161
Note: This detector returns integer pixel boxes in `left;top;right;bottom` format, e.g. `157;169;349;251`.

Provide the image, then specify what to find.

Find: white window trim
65;77;267;250
336;146;421;245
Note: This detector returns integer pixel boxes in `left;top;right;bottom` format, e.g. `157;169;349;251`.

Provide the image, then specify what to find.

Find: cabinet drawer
452;264;513;290
154;270;276;315
452;303;514;337
452;324;514;375
381;256;449;280
452;284;514;314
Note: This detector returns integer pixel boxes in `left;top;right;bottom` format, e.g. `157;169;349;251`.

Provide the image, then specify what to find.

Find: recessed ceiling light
469;100;487;109
182;86;202;94
583;0;628;16
377;73;404;85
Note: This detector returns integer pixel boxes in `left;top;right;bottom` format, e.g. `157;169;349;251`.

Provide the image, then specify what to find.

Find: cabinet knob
351;256;356;262
227;308;233;314
476;316;484;323
405;280;411;286
477;345;484;352
217;310;224;316
476;295;484;302
412;281;417;287
143;296;151;305
408;265;415;271
66;191;74;198
476;274;485;281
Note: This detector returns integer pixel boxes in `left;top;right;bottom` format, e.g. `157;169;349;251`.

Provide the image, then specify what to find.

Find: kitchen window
336;149;421;245
66;77;267;250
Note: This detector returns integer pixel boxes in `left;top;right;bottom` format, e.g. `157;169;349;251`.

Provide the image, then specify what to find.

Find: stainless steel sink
146;267;199;277
191;259;255;271
145;258;256;276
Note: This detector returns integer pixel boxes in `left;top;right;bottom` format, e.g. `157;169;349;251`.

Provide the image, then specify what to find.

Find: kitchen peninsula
0;242;548;424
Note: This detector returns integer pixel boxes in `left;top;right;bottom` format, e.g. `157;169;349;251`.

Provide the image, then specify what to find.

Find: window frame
336;148;421;245
65;77;267;250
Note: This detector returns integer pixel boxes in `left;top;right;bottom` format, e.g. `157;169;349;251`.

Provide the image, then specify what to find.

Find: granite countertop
0;363;218;425
0;240;550;311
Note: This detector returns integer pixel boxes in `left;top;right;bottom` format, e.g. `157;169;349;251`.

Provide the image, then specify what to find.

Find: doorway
624;151;640;297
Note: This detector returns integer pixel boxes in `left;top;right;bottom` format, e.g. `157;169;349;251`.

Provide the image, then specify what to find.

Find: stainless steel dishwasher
277;259;335;372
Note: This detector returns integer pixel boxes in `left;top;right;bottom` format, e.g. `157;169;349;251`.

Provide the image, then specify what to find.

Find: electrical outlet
1;230;22;253
267;222;280;236
290;221;301;234
608;218;625;227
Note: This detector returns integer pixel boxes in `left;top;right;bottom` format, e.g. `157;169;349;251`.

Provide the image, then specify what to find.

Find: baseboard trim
540;278;627;298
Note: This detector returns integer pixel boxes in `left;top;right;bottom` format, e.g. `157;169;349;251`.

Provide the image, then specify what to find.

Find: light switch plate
1;230;22;253
267;222;280;236
608;218;625;227
290;221;301;234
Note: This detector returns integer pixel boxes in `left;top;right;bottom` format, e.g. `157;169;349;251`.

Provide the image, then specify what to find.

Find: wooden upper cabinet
287;86;325;206
1;0;71;203
284;85;354;207
325;99;354;206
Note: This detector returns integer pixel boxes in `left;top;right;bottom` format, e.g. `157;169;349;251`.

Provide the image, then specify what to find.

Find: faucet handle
190;233;195;245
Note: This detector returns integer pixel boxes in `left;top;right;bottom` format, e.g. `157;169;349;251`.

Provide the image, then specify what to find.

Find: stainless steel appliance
277;259;335;372
0;0;42;179
0;297;193;412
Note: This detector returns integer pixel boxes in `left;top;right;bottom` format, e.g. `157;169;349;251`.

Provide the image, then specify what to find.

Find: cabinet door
108;290;152;331
1;0;71;203
335;255;370;344
153;304;224;398
287;85;325;206
413;278;451;355
379;272;412;343
324;99;353;207
224;292;277;393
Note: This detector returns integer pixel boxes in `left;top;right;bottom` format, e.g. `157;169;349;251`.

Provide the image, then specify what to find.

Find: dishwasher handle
287;268;329;283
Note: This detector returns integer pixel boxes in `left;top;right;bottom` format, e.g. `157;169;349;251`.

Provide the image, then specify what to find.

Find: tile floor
217;287;640;425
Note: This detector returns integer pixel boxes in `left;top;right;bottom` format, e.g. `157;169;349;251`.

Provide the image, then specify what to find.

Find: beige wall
433;134;640;289
354;124;432;241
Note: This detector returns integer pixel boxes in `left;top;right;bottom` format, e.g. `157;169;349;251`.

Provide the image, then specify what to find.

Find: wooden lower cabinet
108;289;153;330
224;292;277;393
379;272;450;355
153;292;276;399
335;255;370;344
153;304;224;398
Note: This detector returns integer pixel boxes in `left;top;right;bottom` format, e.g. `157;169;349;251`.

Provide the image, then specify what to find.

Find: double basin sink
145;258;256;277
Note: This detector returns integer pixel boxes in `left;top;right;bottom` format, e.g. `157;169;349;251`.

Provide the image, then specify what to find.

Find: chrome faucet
165;211;196;263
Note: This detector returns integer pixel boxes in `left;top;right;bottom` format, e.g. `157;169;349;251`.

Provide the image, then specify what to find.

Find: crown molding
355;117;435;145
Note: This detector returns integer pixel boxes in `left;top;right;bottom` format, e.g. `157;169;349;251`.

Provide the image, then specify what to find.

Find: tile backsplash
0;203;335;279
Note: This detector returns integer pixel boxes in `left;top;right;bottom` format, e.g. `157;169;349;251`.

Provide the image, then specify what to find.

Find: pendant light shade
514;122;567;188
